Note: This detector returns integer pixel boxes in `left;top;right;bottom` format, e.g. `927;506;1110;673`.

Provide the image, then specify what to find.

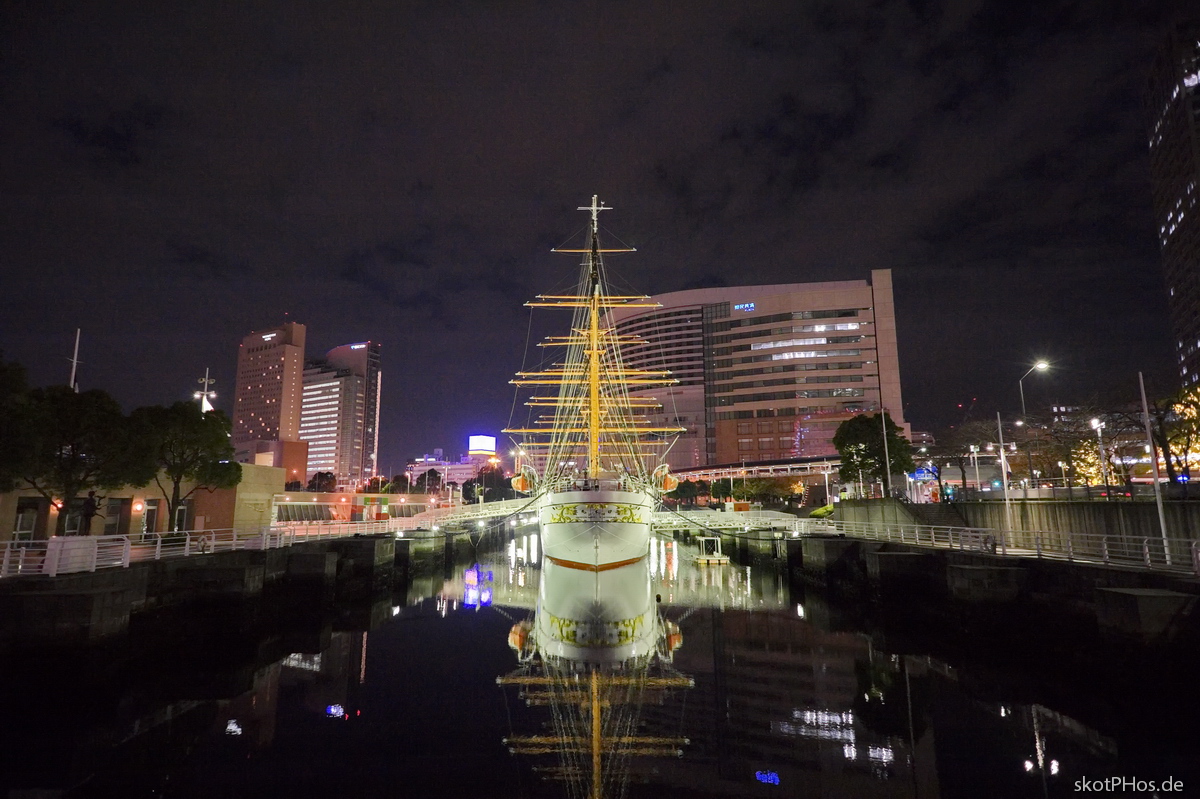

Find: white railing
0;520;449;580
789;518;1200;576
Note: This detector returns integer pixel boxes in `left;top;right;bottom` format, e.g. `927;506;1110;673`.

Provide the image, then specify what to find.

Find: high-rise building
299;341;382;487
1147;19;1200;384
609;271;907;468
232;322;306;451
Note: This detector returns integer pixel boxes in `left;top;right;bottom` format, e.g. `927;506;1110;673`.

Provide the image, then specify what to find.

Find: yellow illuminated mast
505;196;683;484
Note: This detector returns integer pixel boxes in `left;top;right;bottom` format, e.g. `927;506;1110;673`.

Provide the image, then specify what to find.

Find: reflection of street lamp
1090;418;1109;490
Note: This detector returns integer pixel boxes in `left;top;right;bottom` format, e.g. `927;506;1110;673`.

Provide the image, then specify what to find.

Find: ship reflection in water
1;538;1197;798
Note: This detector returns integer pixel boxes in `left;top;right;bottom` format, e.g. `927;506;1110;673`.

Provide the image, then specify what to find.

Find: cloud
52;100;168;166
167;239;252;279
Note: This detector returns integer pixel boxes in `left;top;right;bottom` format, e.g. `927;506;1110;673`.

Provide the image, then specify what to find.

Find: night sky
0;1;1186;473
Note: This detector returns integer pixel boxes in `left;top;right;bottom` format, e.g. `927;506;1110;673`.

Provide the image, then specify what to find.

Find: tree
666;479;700;505
284;480;304;491
363;476;389;493
464;462;512;503
15;386;156;534
389;474;411;493
307;471;336;492
131;402;242;530
413;468;443;494
832;412;914;487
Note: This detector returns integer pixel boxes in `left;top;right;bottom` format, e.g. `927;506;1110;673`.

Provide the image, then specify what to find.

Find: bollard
1102;537;1110;564
1142;538;1151;568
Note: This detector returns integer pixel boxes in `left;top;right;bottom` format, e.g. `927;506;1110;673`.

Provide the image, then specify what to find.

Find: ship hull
536;488;654;566
534;487;658;664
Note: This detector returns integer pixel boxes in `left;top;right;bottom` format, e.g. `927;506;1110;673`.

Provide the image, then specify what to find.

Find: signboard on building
468;435;497;455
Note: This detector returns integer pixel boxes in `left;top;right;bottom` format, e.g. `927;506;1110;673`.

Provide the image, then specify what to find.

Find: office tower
299;342;382;488
232;322;306;450
609;271;907;467
1147;19;1200;384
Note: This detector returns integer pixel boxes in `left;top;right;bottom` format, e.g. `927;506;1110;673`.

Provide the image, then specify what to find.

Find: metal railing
789;518;1200;576
0;519;433;580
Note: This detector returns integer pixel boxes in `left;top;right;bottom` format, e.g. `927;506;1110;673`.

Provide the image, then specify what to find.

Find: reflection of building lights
754;771;779;785
867;746;894;764
1024;760;1035;772
326;704;345;718
1050;760;1059;775
843;744;857;760
225;719;243;736
796;604;805;618
391;605;400;616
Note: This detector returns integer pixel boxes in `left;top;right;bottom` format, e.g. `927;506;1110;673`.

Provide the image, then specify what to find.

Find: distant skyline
0;1;1189;473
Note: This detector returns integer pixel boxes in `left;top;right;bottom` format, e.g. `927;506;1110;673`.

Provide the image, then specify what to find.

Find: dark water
2;538;1197;799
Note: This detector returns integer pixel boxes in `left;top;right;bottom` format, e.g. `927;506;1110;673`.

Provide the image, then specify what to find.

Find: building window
758;437;774;450
758;421;774;433
778;420;795;433
738;438;754;451
736;423;753;435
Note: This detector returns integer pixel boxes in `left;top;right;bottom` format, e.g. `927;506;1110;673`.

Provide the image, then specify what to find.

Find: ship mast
505;196;683;485
585;198;604;479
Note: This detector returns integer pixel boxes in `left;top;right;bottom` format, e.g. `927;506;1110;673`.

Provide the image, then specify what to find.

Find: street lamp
1018;361;1049;494
194;367;217;411
969;445;982;494
1056;460;1071;499
1090;418;1109;492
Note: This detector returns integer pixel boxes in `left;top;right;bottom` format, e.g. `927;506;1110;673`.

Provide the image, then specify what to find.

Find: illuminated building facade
609;271;907;467
1147;19;1200;384
232;322;307;469
299;342;382;488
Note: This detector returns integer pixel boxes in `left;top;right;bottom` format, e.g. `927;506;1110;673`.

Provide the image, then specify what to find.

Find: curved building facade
609;270;907;468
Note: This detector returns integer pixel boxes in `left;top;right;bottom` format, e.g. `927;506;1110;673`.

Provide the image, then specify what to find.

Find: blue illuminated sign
462;563;495;608
325;704;345;717
734;302;756;312
755;771;780;785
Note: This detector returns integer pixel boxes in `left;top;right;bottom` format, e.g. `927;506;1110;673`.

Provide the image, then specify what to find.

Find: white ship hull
534;486;658;664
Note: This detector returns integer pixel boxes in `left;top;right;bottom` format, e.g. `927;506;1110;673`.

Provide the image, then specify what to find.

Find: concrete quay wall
790;534;1200;640
0;534;416;648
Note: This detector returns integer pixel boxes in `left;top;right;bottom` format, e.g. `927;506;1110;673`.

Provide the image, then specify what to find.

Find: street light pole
996;413;1015;532
970;445;982;495
1139;372;1171;565
1090;418;1109;493
880;410;892;498
1018;361;1049;493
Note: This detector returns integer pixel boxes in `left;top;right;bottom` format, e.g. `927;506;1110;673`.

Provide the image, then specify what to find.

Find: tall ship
500;197;692;798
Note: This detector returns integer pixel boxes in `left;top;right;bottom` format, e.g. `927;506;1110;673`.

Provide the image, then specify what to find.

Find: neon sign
350;343;366;349
734;302;756;312
755;771;780;785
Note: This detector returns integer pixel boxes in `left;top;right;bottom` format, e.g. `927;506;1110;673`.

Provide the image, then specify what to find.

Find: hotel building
1146;19;1200;385
609;271;906;468
231;323;308;477
299;342;382;488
